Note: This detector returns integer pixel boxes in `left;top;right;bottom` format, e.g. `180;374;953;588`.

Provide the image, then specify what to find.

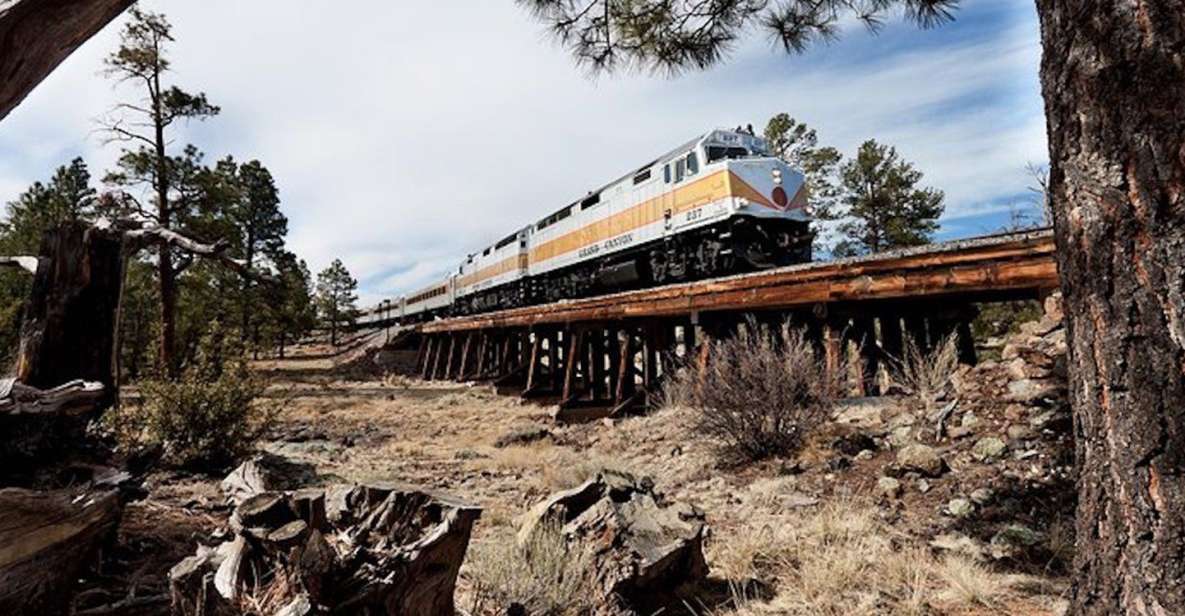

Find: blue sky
0;0;1047;304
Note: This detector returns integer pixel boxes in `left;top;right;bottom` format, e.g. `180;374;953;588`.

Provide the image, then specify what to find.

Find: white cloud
0;0;1047;306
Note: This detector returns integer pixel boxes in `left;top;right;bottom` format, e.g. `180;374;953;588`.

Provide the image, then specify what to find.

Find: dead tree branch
0;256;40;274
0;0;135;121
0;378;106;417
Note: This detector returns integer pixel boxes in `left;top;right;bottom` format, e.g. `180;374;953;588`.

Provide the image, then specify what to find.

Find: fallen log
0;487;121;613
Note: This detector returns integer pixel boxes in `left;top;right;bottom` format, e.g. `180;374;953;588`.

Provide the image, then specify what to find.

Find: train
358;128;813;327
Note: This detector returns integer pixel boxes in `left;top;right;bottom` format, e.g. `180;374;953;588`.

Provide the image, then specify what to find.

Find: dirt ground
85;333;1073;615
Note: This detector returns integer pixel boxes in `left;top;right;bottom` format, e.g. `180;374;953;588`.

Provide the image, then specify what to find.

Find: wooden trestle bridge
400;229;1059;420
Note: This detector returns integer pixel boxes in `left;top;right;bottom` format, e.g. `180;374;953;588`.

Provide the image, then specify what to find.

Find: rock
970;488;994;505
887;412;918;430
518;470;707;612
972;437;1008;462
990;524;1043;560
877;477;902;499
832;432;877;456
960;412;981;429
833;397;889;428
891;444;947;478
1043;292;1064;323
493;425;552;449
1006;424;1036;441
1006;378;1062;404
916;479;932;494
855;449;875;461
888;426;915;448
1006;357;1052;380
930;532;986;561
946;498;974;518
826;456;852;472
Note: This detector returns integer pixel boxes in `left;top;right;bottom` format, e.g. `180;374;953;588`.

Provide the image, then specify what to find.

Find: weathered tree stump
16;222;124;407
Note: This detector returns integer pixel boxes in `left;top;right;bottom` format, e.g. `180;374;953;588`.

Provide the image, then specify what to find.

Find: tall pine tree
99;8;219;377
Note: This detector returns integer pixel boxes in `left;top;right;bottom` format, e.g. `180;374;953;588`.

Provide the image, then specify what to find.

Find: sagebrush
892;333;960;412
466;522;596;616
667;322;840;463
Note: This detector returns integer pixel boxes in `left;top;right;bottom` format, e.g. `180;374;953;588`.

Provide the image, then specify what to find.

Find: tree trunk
16;222;123;407
1035;2;1185;614
0;0;134;121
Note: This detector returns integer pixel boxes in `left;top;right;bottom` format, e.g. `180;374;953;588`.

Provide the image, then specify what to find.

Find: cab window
675;158;686;182
664;164;671;183
687;152;699;176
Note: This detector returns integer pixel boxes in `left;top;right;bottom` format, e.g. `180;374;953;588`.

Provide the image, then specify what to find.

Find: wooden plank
524;333;543;392
561;329;585;402
457;334;472;380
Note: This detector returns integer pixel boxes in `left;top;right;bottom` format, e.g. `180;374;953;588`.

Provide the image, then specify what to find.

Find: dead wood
0;377;105;416
0;0;134;121
0;487;121;613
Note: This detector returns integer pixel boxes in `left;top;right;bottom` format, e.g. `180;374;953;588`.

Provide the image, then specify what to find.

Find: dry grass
465;522;597;616
893;333;961;412
667;322;840;463
708;499;1013;616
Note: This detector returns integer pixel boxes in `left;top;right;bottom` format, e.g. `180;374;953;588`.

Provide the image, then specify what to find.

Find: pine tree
98;7;219;377
315;259;358;347
833;140;944;256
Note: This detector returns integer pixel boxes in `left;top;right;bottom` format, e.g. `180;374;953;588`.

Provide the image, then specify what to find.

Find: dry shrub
466;522;596;616
892;333;960;412
669;322;838;463
105;327;274;471
709;500;1013;616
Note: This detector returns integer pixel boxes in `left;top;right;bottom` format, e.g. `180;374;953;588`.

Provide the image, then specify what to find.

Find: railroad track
404;229;1059;421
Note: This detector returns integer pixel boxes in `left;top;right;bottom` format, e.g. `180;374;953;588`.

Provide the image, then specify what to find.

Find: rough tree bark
0;0;134;121
16;222;124;409
1036;2;1185;614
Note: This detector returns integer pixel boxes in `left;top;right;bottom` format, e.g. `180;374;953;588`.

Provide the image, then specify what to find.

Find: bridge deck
418;229;1058;334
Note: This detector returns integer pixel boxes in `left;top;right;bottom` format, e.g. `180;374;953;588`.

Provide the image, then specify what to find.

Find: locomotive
358;128;813;326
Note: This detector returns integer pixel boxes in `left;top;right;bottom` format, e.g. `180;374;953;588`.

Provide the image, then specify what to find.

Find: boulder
172;482;480;616
970;488;994;506
891;444;947;478
518;470;708;612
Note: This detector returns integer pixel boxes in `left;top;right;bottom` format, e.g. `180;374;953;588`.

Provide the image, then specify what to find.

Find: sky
0;0;1048;305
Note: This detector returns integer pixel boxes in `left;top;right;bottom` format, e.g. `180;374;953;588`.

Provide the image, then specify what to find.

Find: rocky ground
86;299;1075;615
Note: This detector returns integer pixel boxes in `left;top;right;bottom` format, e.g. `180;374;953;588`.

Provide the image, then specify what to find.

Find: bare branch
102;217;275;284
0;256;41;273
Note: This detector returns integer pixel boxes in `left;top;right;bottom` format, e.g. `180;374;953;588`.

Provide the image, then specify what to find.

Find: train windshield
706;145;750;162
